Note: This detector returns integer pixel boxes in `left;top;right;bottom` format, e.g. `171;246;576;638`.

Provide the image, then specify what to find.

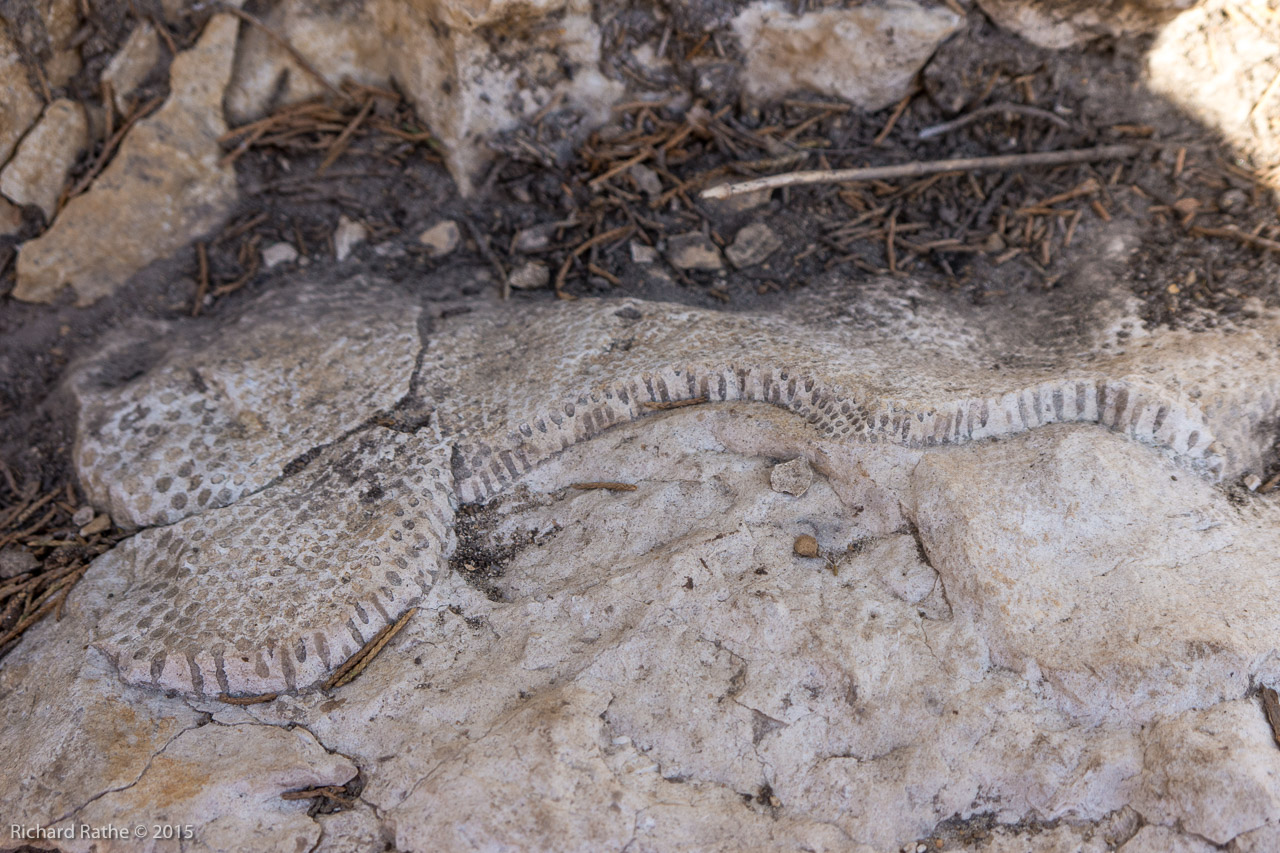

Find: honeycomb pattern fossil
73;279;1280;697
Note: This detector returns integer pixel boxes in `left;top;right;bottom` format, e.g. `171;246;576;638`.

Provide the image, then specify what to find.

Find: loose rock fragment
726;222;783;269
793;534;820;557
418;220;462;257
13;14;240;305
0;99;89;221
732;0;962;110
262;242;300;268
509;261;550;290
770;456;813;496
666;232;723;270
0;26;44;167
102;22;162;115
630;241;658;264
0;547;37;579
334;215;368;261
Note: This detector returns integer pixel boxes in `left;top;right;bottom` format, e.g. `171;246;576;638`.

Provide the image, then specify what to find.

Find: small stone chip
770;457;813;497
79;513;112;536
793;534;819;558
418;220;461;257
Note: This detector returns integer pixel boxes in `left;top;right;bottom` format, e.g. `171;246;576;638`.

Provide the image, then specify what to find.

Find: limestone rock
976;0;1197;49
1147;0;1280;177
102;22;163;115
417;219;461;256
0;23;44;167
224;0;392;124
12;14;240;306
0;98;89;221
911;426;1280;725
68;724;356;853
10;273;1280;850
1130;701;1280;845
1119;825;1216;853
732;0;963;110
726;222;783;268
666;231;723;270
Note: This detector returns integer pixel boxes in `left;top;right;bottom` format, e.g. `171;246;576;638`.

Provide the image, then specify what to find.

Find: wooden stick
700;145;1142;201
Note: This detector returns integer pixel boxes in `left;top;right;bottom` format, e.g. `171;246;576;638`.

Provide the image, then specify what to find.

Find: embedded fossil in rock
73;278;1280;698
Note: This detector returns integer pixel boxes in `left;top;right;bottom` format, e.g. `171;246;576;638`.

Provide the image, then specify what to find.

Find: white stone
8;273;1280;850
732;0;962;110
102;22;163;115
261;241;299;268
334;215;368;261
509;260;550;290
0;98;88;220
417;219;461;256
1118;825;1216;853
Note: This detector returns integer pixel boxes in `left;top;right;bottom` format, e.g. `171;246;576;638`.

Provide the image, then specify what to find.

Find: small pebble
726;222;782;269
1244;473;1262;492
793;534;819;558
72;505;95;527
770;457;813;497
334;215;368;261
79;513;112;536
261;242;299;268
630;241;658;264
666;232;723;271
1218;188;1248;215
417;220;461;257
509;261;550;291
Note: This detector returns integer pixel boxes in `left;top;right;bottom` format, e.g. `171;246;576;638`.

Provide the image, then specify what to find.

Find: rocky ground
1;0;1279;851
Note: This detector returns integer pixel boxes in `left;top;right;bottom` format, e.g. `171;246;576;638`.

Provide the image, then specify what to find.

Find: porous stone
12;14;240;306
732;0;963;110
0;98;89;221
7;271;1280;851
726;222;783;268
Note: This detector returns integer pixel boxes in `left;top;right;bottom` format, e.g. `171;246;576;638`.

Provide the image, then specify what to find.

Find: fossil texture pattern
69;274;1280;697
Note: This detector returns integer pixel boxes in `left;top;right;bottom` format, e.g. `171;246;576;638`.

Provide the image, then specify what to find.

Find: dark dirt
1;5;1279;658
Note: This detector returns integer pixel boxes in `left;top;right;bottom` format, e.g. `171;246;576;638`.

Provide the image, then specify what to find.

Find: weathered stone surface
0;194;23;237
976;0;1197;49
102;22;163;115
726;222;783;268
0;22;45;167
1147;0;1280;177
732;0;962;110
69;283;422;528
12;14;239;306
8;272;1280;850
0;98;89;220
66;724;355;853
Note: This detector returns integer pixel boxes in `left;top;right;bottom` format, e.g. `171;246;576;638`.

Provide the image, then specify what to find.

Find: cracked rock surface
4;272;1280;850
